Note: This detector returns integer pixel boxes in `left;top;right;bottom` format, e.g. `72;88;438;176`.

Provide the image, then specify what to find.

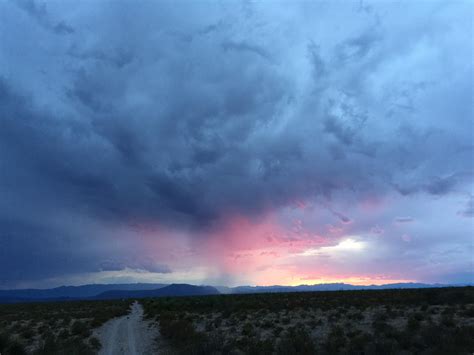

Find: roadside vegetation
141;286;474;354
0;299;132;354
1;287;473;354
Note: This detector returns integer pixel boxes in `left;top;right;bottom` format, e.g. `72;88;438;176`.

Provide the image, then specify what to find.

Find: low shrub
277;327;316;355
242;322;254;336
0;333;27;355
88;336;101;351
70;320;91;338
324;325;346;353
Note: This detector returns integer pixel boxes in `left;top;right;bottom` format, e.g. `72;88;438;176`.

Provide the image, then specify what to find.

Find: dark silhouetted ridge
94;284;220;299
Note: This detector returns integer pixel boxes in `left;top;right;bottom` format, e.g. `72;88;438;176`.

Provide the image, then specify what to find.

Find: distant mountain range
225;282;453;294
94;284;219;300
0;282;470;303
0;283;166;303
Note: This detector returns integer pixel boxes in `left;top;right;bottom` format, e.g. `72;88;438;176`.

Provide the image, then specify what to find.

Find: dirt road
94;301;158;355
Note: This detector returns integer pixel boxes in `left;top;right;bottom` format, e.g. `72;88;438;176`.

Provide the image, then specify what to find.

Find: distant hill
94;284;220;299
0;282;468;303
229;282;449;294
0;283;167;303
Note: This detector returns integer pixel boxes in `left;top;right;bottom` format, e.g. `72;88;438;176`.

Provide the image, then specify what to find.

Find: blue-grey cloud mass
0;0;472;288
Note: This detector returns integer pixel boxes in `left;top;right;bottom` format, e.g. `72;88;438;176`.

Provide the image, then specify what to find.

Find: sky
0;0;472;289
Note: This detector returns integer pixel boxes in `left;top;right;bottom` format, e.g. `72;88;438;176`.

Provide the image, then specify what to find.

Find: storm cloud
0;0;472;287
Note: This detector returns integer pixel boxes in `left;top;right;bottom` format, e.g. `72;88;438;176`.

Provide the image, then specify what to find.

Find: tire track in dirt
94;301;157;355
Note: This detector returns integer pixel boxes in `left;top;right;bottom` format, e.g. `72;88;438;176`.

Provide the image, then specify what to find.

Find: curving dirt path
94;301;158;355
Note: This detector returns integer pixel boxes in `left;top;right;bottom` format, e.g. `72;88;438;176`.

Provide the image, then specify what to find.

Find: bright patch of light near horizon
300;238;366;256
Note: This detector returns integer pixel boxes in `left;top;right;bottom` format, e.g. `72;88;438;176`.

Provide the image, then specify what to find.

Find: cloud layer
0;0;472;287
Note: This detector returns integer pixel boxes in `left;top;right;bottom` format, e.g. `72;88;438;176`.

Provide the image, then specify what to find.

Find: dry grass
141;287;474;354
0;299;132;354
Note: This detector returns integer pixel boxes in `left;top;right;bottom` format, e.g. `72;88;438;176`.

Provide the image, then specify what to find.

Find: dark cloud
67;45;134;69
423;174;464;196
394;217;414;223
0;217;98;286
335;30;380;63
13;0;74;34
0;1;472;285
221;40;271;61
457;196;474;218
99;259;171;274
329;209;352;224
